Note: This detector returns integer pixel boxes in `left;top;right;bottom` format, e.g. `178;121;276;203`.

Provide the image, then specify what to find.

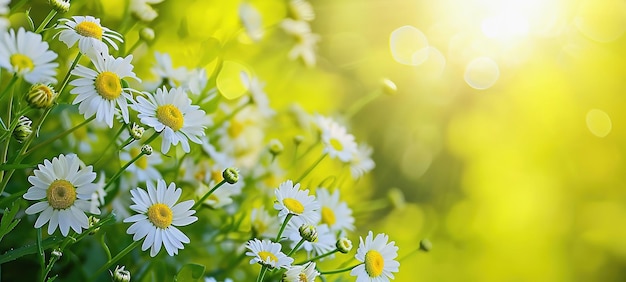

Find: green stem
91;240;141;280
318;263;361;275
295;153;327;183
256;265;268;282
192;179;227;210
143;130;160;146
287;238;305;257
296;249;339;265
0;88;14;186
57;52;82;96
275;213;294;242
343;89;381;119
25;116;95;156
34;10;57;34
206;100;251;135
36;228;45;282
93;125;126;165
102;151;147;192
0;75;18;100
125;38;143;56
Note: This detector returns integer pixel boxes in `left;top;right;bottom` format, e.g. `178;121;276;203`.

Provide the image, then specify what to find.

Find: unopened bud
299;224;318;242
268;139;283;156
130;123;145;140
381;78;397;96
139;27;155;42
110;265;131;282
49;0;70;13
13;116;32;143
419;238;432;252
51;248;63;258
27;84;57;109
88;216;100;235
141;144;153;155
387;187;406;210
293;135;304;146
336;237;352;253
222;167;239;184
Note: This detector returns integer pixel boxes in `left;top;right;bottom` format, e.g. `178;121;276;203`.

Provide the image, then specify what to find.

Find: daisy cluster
0;0;402;281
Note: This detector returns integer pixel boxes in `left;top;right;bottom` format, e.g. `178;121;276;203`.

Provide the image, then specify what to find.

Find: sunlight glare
464;57;499;90
390;25;429;66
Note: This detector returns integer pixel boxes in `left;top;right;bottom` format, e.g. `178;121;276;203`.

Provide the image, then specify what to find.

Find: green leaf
25;9;35;31
174;263;206;282
0;163;35;170
0;201;21;242
0;236;62;264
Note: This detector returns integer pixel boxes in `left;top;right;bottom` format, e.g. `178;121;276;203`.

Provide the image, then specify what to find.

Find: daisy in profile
238;2;264;42
250;207;279;238
288;0;315;22
283;262;319;282
245;238;293;269
134;86;210;154
0;28;59;84
70;51;139;127
350;142;376;180
314;115;358;162
23;154;99;236
124;179;198;257
148;52;187;89
55;16;123;55
350;231;400;281
316;187;354;233
240;72;274;118
280;19;320;67
274;180;320;225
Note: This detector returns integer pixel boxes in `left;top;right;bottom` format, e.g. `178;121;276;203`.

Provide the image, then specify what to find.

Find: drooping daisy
314;115;358;162
283;262;319;282
134;86;210;154
288;0;315;22
350;231;400;281
23;154;99;236
131;0;164;22
238;2;264;42
250;207;279;238
273;180;320;225
124;179;198;257
55;16;123;55
70;51;139;127
280;19;320;67
350;142;376;180
245;238;294;269
119;141;163;186
149;52;188;89
0;28;59;84
316;187;354;233
240;72;274;117
285;219;336;257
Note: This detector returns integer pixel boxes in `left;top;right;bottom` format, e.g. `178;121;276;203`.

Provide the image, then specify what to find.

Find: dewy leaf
0;201;21;243
174;263;206;282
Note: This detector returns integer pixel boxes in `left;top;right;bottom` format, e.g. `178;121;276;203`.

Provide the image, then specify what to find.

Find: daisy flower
283;262;319;282
23;154;99;236
350;231;400;281
350;142;376;180
250;207;279;238
238;2;264;41
240;72;274;117
314;115;358;162
123;180;198;257
316;187;354;233
134;86;210;154
70;51;139;127
55;16;123;55
195;181;234;209
288;0;315;22
245;238;293;269
0;28;59;84
280;19;320;67
273;180;320;225
131;0;164;22
149;52;188;89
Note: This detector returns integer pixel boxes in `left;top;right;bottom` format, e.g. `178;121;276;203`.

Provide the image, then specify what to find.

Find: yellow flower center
228;120;244;138
208;194;219;203
75;21;103;39
95;71;122;100
321;206;336;226
130;147;148;170
283;198;304;214
364;250;385;277
253;219;267;234
46;180;77;210
10;54;34;72
329;138;343;151
156;104;184;131
147;203;173;229
211;169;224;183
258;251;278;264
298;273;308;282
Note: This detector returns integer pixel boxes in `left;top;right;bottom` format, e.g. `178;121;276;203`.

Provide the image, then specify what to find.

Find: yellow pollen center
130;147;148;170
211;169;224;183
283;198;304;214
156;104;184;131
46;180;77;210
10;54;34;72
208;194;219;203
321;206;336;226
329;138;343;151
75;21;103;39
228;120;244;138
147;203;173;229
298;273;308;282
95;71;122;100
364;250;385;277
258;251;278;264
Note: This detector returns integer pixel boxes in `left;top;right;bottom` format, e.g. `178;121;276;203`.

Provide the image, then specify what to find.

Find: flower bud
419;238;432;252
268;139;284;156
293;135;304;146
299;224;318;242
222;167;239;184
381;78;397;96
336;237;352;253
13;116;33;143
130;123;145;140
88;216;100;235
110;265;131;282
49;0;70;13
27;84;57;109
139;27;155;42
141;144;153;155
51;248;63;258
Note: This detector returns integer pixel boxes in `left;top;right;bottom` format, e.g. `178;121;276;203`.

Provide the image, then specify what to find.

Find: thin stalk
343;89;381;119
91;240;141;280
36;228;45;282
296;249;339;265
102;151;147;192
295;153;327;183
25;116;95;156
287;238;305;257
57;52;82;96
206;101;250;135
318;264;360;275
275;213;294;242
34;10;57;34
93;125;126;165
192;179;227;210
0;75;18;100
256;265;268;282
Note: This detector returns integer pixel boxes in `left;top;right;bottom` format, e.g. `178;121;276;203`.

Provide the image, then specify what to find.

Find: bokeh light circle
389;25;429;66
586;109;612;138
464;57;500;90
574;0;626;42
